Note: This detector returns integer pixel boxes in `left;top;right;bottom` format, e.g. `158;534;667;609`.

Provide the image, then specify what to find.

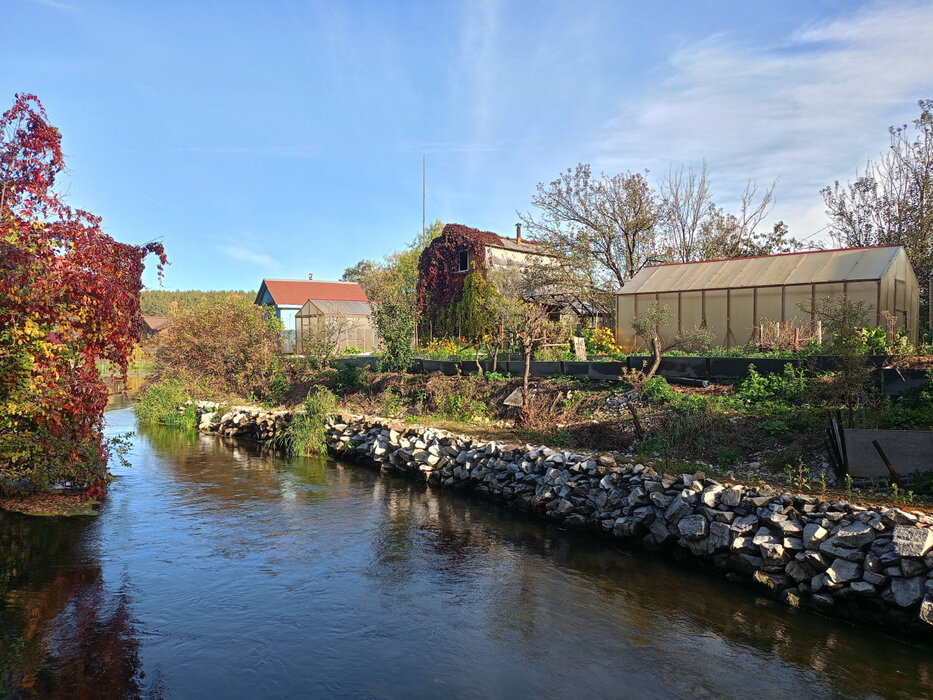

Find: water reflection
0;513;154;698
2;406;932;698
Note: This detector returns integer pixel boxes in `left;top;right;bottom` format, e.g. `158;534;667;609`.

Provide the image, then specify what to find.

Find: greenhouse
294;299;379;355
615;245;919;351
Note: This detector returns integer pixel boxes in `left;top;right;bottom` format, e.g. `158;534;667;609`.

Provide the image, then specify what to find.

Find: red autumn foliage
1;93;166;490
416;223;501;315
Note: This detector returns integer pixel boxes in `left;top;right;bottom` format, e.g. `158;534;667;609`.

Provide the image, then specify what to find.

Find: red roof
259;279;369;306
142;316;175;332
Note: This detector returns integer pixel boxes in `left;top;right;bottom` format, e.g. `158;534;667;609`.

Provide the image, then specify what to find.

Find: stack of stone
193;401;291;441
324;412;933;634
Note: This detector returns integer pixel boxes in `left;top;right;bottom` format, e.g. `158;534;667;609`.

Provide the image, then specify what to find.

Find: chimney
308;273;314;281
515;223;522;243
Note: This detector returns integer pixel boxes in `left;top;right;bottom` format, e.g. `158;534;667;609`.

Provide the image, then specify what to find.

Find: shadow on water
3;404;932;698
361;476;933;698
0;512;160;698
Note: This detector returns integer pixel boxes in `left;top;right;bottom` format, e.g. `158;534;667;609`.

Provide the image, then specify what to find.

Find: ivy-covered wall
416;223;501;323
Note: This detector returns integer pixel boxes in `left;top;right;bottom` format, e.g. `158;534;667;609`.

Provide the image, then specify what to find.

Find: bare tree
659;162;713;263
697;179;779;259
520;163;659;291
822;99;933;314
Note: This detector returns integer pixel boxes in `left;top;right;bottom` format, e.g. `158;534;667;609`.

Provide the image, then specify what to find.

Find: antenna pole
422;153;426;239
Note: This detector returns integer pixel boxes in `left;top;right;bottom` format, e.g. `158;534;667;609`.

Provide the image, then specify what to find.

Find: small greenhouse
616;246;919;351
294;300;379;355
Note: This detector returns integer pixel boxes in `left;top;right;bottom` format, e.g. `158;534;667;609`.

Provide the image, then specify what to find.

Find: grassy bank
133;359;933;510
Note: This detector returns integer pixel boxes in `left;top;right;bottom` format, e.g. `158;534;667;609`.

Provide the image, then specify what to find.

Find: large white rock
892;526;933;558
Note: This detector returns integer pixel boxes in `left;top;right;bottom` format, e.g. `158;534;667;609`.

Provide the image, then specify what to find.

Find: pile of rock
193;401;292;441
324;412;933;634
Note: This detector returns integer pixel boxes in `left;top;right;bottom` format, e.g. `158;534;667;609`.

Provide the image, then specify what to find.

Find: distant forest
141;290;256;316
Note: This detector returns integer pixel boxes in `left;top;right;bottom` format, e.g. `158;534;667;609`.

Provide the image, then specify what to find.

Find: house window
458;249;469;272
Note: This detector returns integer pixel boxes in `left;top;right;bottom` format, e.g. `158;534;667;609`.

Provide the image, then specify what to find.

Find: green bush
736;364;811;406
134;379;197;429
717;445;739;468
343;346;362;355
271;387;337;456
374;299;417;372
333;363;367;395
381;386;404;417
879;373;933;430
642;376;672;403
266;372;292;406
440;392;487;421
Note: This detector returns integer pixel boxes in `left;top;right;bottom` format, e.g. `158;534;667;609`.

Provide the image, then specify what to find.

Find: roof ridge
643;244;900;269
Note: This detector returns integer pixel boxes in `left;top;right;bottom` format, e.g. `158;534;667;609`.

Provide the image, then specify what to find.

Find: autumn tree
0;93;165;491
520;164;660;293
155;294;283;397
822;99;933;319
342;219;444;305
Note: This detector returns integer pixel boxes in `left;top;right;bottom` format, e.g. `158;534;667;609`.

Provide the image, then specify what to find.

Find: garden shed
616;245;919;351
294;299;378;355
255;277;369;353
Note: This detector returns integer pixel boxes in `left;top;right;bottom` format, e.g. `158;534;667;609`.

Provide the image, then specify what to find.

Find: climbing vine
0;93;166;491
416;223;502;334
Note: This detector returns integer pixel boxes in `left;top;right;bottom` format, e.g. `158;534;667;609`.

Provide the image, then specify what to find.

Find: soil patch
0;491;100;517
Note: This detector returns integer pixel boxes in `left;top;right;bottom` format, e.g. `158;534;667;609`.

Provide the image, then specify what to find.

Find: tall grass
271;387;337;456
133;379;198;429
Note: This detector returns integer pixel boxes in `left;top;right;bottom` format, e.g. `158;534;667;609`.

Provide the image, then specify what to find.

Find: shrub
343;346;362;355
380;386;404;417
333;363;367;395
155;294;284;398
879;372;933;429
642;376;672;403
134;379;197;429
717;445;739;468
582;326;622;355
271;387;337;456
736;365;810;406
374;299;417;372
266;372;292;406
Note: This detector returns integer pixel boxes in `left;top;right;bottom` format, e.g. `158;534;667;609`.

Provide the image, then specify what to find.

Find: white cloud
596;1;933;240
219;245;280;269
26;0;78;12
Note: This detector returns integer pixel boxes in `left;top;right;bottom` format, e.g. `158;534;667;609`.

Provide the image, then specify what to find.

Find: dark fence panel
412;354;910;382
882;368;930;396
529;361;562;378
659;357;709;380
562;361;589;378
588;361;626;381
709;357;800;378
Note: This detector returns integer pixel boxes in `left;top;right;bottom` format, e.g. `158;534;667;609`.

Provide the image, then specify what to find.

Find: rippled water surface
2;403;933;698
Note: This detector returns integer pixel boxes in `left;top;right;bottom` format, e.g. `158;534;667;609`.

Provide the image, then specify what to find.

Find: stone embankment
192;402;933;636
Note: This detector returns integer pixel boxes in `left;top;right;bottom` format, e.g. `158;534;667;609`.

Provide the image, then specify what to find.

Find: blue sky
4;0;933;291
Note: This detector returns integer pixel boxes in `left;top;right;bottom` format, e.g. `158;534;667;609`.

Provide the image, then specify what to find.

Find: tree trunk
522;344;532;406
627;402;645;441
645;335;662;379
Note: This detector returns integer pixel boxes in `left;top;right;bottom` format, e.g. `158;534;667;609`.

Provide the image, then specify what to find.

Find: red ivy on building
416;223;502;315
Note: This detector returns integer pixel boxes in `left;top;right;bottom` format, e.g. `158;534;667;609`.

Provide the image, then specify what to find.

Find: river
1;401;932;698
